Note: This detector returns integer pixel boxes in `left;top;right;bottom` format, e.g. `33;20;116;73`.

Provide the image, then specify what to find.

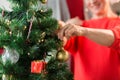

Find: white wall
47;0;70;21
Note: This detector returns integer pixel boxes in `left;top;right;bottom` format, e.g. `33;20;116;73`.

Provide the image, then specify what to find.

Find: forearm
83;28;115;46
58;23;115;47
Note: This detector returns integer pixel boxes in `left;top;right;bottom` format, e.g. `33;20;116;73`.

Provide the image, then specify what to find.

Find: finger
57;32;61;40
64;24;75;39
63;37;68;46
64;26;73;39
57;25;69;40
58;20;65;28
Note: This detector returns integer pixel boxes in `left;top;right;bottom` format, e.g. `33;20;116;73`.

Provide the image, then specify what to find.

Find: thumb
63;37;68;46
58;20;65;28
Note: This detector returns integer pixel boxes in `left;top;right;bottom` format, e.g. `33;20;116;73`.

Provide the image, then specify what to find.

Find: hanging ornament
2;10;4;17
2;47;19;64
31;60;46;73
2;74;14;80
2;74;8;80
27;20;33;40
56;48;69;62
45;50;57;62
0;48;4;55
40;0;48;4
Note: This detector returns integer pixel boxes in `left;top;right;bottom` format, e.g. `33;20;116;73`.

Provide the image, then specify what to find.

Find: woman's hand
57;20;68;46
58;23;86;40
58;20;65;28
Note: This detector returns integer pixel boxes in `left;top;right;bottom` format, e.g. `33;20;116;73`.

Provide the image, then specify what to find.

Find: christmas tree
0;0;73;80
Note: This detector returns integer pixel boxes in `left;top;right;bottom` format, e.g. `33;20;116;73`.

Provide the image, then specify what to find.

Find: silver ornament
2;74;13;80
45;49;57;62
2;74;8;80
2;47;19;64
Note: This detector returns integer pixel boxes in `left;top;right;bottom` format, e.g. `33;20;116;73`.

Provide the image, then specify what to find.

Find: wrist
78;27;88;36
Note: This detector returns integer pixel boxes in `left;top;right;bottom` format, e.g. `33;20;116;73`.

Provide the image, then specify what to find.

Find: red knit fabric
64;17;120;80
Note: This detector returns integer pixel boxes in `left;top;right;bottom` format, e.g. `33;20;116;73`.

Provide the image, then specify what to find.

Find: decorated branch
0;0;73;80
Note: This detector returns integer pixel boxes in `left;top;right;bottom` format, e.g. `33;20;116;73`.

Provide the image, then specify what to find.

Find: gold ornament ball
56;49;69;62
41;0;47;4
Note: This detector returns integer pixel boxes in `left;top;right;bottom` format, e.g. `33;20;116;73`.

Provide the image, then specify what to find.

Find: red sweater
64;17;120;80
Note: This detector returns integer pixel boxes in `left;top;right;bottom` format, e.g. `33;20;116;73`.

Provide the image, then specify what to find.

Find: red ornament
0;48;4;55
31;60;46;73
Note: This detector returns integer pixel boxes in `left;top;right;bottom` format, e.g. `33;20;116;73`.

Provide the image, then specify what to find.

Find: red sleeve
63;20;89;56
82;20;94;27
64;36;78;56
64;37;74;50
110;26;120;52
82;20;89;27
